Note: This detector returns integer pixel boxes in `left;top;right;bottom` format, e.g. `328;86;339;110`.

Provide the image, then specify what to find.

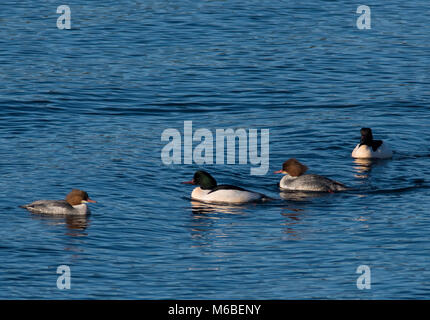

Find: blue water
1;1;430;299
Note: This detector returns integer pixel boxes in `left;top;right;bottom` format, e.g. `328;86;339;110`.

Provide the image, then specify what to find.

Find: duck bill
181;180;195;185
273;169;283;174
87;198;97;203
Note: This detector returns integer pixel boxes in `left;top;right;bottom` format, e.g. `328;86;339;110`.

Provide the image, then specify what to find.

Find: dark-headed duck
182;170;267;204
352;128;393;159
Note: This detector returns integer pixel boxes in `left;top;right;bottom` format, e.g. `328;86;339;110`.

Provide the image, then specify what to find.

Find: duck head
66;189;97;206
360;128;374;146
274;158;308;177
182;170;217;190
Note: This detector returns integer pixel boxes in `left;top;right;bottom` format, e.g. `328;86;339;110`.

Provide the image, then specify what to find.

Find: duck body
183;171;266;204
191;185;264;204
275;159;347;193
351;142;392;159
20;189;96;215
20;200;90;215
279;174;348;192
351;128;393;159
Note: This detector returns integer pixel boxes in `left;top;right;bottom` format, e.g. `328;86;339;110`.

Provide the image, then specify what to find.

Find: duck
352;128;393;159
274;159;348;192
20;189;96;215
182;170;267;204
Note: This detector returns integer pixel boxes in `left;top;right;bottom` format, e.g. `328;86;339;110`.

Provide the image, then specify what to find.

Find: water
0;0;429;299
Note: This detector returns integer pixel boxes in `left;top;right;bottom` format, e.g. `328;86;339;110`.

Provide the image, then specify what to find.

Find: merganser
275;159;348;192
182;170;267;204
352;128;393;159
20;189;96;215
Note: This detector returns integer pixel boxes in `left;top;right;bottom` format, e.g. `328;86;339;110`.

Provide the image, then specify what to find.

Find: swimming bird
352;128;393;159
182;170;267;204
20;189;96;215
274;159;348;192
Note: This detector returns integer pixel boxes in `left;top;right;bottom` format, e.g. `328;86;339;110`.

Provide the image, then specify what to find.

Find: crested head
192;170;218;190
280;158;308;177
65;189;95;206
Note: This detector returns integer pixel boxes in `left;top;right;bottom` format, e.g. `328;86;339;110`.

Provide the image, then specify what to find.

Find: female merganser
352;128;393;159
20;189;96;215
182;170;266;204
275;159;348;192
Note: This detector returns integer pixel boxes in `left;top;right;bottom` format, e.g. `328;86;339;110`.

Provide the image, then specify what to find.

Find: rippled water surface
0;1;429;299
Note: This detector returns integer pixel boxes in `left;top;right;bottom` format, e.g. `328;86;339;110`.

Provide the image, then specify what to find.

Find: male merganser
20;189;96;215
275;159;348;192
182;170;266;204
352;128;393;159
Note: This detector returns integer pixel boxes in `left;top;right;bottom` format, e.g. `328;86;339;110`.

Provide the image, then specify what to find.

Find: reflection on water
188;201;249;248
279;191;329;201
30;214;90;235
353;158;374;178
280;208;304;240
190;200;248;215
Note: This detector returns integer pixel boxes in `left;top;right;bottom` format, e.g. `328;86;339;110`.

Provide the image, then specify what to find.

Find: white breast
191;187;263;204
351;142;392;159
71;204;90;215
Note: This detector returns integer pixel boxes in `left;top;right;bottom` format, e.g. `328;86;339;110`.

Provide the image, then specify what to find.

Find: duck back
20;200;89;215
280;174;347;192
